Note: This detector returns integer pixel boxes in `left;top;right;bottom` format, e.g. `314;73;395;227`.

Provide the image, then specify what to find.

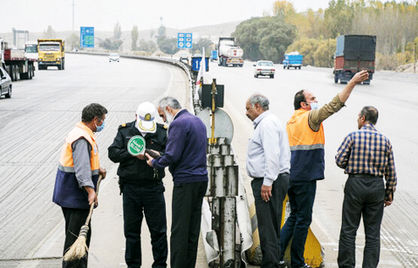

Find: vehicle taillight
257;69;262;71
272;69;275;71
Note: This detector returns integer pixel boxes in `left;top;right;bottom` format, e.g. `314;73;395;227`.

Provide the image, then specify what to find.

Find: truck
37;39;65;70
0;39;36;81
24;41;38;61
217;37;244;67
282;52;303;69
334;35;376;84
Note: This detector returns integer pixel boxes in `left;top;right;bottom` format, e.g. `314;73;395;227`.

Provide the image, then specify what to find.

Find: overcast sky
0;0;335;33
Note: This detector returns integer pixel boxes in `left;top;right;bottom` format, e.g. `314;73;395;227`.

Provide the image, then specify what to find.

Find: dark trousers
280;180;317;268
251;173;290;268
122;183;168;268
338;175;385;268
62;207;91;268
170;181;208;268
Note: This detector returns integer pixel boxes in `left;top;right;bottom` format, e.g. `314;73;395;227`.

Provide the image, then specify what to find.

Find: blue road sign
80;27;94;48
191;56;209;72
177;33;192;49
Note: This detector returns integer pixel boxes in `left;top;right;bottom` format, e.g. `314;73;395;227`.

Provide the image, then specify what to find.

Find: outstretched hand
350;70;369;84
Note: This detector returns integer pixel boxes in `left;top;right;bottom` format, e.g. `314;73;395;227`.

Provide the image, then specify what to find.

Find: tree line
232;0;417;69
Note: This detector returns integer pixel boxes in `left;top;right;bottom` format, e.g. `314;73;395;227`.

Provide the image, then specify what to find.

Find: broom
63;175;103;261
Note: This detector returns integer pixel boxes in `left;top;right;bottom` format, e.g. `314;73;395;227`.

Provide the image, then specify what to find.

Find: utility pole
414;40;416;74
72;0;75;33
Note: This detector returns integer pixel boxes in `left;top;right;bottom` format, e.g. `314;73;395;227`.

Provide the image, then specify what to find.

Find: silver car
0;66;12;98
108;53;120;62
253;60;275;79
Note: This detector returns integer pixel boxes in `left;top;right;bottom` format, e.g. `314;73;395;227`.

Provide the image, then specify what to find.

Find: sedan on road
108;53;120;62
253;60;275;78
0;66;12;98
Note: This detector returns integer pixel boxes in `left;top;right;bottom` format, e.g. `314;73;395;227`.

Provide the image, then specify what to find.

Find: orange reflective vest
287;109;325;182
53;122;100;209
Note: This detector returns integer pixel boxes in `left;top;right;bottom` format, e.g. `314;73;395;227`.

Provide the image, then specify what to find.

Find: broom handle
84;175;103;226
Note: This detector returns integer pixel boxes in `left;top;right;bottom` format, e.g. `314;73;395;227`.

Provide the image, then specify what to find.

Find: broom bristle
63;225;90;261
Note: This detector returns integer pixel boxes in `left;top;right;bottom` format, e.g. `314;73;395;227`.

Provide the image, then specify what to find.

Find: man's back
165;110;208;181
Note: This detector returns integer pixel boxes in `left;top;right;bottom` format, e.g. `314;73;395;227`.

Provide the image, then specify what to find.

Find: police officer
108;102;168;268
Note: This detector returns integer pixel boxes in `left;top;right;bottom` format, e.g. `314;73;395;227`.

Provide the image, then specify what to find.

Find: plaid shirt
335;124;397;199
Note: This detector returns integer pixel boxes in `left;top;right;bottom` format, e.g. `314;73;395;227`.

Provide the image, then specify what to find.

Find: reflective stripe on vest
287;109;325;181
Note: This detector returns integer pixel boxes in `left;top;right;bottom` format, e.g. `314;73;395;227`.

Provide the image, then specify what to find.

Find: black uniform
108;121;168;268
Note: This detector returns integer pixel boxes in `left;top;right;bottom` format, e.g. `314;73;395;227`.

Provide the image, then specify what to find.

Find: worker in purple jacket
146;96;208;268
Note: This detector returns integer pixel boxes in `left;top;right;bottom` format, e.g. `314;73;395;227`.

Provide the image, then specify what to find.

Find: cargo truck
37;39;65;70
334;35;375;84
217;37;244;67
282;52;303;69
0;39;36;81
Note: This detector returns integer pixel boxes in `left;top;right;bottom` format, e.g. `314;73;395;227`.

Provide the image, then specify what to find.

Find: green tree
233;16;296;62
114;22;122;40
158;37;179;54
193;38;214;56
287;39;319;66
157;25;166;41
131;25;139;51
313;39;336;67
324;0;354;38
138;39;157;53
99;38;123;51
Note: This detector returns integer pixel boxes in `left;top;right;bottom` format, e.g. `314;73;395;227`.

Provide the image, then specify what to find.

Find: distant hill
0;21;242;51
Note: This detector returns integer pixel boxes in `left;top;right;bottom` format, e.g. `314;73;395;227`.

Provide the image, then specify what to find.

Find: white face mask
164;110;174;124
310;102;319;110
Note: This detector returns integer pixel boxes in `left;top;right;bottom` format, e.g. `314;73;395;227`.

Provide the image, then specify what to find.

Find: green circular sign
127;135;146;156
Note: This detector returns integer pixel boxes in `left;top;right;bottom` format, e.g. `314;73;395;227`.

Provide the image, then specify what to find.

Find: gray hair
158;96;182;110
249;94;269;111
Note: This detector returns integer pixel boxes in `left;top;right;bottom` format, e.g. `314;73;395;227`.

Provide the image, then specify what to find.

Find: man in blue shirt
246;94;291;268
146;96;208;268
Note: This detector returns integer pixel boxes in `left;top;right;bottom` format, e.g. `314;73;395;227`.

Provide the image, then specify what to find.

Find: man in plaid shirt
335;106;397;268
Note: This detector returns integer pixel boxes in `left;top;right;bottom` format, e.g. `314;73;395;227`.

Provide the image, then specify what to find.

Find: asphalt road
1;54;417;268
207;61;418;267
0;53;195;268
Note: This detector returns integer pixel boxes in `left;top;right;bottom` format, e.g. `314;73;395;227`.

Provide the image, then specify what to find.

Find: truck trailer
334;35;376;84
0;39;36;81
218;37;244;67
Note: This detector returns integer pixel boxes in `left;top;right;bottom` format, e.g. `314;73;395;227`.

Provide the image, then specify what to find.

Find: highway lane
208;61;418;267
0;53;192;267
1;53;417;267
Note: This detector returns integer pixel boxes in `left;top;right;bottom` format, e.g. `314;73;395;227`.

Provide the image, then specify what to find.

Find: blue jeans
280;181;317;268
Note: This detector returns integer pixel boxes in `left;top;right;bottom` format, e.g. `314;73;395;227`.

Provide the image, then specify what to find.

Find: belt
252;172;290;180
349;174;383;179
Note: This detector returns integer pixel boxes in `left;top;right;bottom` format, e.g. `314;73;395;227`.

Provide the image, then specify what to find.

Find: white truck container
217;37;244;67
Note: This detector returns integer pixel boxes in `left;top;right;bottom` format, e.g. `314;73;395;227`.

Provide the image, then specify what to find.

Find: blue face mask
310;102;319;110
96;119;105;132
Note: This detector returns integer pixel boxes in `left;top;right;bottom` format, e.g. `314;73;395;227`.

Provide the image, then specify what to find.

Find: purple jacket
152;109;208;184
